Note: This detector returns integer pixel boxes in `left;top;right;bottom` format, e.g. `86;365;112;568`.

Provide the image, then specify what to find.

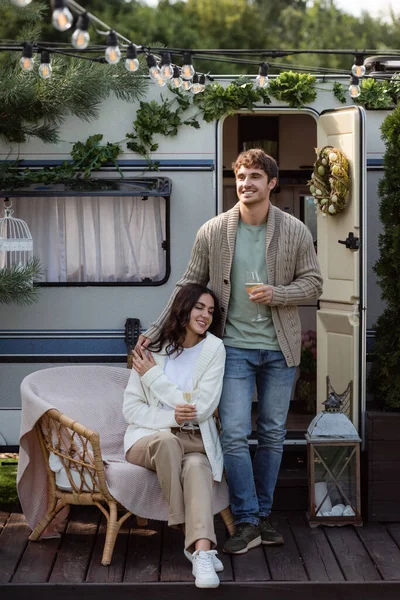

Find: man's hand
249;284;274;305
131;348;156;376
134;334;151;353
174;403;197;425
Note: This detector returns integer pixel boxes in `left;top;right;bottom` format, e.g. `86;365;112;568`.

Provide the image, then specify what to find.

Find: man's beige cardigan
146;202;323;367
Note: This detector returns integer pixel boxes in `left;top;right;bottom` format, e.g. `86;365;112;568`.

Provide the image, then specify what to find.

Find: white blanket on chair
17;365;229;531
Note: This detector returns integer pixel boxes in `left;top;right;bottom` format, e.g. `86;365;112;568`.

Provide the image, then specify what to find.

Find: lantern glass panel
314;444;357;512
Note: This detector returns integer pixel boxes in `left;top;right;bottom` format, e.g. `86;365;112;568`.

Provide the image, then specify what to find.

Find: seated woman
123;283;226;589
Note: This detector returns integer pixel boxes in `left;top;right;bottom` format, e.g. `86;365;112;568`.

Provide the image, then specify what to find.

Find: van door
316;106;366;431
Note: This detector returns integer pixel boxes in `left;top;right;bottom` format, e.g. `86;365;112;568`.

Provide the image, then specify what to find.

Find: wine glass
245;271;269;322
181;389;199;431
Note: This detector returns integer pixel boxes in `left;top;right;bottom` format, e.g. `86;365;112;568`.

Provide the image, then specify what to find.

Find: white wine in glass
245;270;269;322
181;391;199;430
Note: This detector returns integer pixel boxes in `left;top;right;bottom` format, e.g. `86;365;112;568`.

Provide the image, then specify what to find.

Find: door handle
338;232;360;250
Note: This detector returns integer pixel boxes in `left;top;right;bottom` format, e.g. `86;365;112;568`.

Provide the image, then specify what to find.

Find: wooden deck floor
2;505;400;599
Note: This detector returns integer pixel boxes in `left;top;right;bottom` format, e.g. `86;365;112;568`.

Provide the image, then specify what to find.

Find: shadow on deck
2;504;400;599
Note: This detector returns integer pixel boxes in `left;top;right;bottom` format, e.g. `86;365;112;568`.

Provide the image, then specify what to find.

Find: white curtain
13;195;166;283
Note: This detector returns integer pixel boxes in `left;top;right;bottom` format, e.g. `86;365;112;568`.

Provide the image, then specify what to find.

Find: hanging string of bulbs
7;0;400;97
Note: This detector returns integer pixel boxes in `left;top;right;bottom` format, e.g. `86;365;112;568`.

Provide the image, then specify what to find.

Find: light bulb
72;13;90;49
171;66;182;88
11;0;32;6
351;64;366;78
72;29;90;49
181;52;195;80
147;54;161;80
20;42;34;72
256;62;269;88
182;79;192;91
39;51;52;79
105;31;121;65
160;52;173;80
52;0;73;32
155;74;167;87
348;83;361;99
191;73;201;94
125;44;139;72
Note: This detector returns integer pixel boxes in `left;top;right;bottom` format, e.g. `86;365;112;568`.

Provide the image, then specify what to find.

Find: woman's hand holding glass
174;402;197;426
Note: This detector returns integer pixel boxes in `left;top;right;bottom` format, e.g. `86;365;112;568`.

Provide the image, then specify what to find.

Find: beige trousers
126;431;216;552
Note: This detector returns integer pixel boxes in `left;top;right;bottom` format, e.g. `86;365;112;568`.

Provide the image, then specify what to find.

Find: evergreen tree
369;105;400;409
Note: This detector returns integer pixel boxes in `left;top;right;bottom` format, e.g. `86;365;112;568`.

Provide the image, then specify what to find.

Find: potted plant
295;330;317;414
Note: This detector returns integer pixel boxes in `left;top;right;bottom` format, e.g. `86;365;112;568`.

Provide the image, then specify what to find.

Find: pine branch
0;256;43;305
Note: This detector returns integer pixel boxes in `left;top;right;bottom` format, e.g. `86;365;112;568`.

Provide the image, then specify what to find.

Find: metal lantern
0;199;33;269
306;391;362;527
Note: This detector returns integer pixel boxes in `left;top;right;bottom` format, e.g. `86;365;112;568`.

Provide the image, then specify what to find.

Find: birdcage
0;198;33;269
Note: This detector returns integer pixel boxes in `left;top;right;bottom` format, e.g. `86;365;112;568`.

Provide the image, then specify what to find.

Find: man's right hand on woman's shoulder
134;334;151;353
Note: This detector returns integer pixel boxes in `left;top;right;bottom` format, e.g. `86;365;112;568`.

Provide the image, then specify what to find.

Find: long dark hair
149;283;222;356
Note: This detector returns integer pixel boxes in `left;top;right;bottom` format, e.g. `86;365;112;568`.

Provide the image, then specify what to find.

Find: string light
11;0;32;6
105;31;121;65
256;62;269;88
182;79;192;91
39;50;52;79
125;44;139;72
351;54;366;78
71;12;90;50
199;74;206;92
181;52;195;80
348;74;361;98
147;53;161;81
171;66;183;88
191;73;202;94
160;52;173;81
52;0;73;32
20;42;34;72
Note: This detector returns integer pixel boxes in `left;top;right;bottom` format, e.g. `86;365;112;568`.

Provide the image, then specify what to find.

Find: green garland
0;257;43;305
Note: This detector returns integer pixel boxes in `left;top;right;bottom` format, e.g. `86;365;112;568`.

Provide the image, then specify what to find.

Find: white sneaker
191;549;220;589
184;547;224;572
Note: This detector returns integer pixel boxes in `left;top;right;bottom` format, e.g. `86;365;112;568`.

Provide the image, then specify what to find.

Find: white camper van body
0;75;387;446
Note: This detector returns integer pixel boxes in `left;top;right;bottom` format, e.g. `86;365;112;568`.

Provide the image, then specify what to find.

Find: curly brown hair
149;283;222;356
232;148;279;189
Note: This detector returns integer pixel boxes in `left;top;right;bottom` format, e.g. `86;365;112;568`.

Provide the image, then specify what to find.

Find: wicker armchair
21;365;233;566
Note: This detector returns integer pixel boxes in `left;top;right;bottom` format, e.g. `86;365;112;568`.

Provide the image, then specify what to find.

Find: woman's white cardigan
123;333;226;482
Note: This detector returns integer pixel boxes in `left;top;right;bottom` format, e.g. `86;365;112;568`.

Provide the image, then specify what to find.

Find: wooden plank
288;512;344;581
123;518;163;583
0;511;30;583
370;503;400;522
369;441;400;462
86;515;131;583
273;487;308;511
366;412;400;441
368;482;400;501
214;514;233;582
4;582;400;600
264;512;308;581
369;461;400;481
160;522;193;582
231;545;270;582
0;508;11;529
385;522;400;548
49;506;100;583
324;526;381;581
12;525;63;583
356;523;400;580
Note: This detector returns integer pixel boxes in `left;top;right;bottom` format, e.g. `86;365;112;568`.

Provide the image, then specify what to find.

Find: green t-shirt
223;220;280;350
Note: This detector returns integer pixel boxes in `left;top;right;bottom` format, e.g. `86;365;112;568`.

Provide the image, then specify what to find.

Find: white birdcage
0;199;33;270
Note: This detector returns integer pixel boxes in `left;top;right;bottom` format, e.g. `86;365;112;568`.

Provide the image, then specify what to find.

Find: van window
11;195;168;285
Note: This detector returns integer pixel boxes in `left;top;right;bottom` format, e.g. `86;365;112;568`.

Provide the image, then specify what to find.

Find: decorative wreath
308;146;350;217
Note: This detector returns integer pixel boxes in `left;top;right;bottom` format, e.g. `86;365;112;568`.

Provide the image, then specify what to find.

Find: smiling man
139;148;323;554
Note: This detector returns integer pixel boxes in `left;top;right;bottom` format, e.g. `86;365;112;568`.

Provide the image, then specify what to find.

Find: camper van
0;72;387;455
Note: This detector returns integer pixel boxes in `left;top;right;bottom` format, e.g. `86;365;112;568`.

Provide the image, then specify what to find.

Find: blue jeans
219;347;296;525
